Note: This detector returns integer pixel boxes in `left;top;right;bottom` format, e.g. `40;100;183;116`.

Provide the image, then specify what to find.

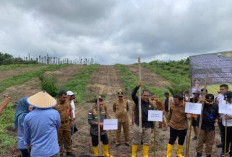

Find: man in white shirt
216;84;229;149
67;91;76;150
219;91;232;157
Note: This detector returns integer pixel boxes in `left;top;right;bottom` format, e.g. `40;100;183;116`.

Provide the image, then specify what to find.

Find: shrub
39;74;58;97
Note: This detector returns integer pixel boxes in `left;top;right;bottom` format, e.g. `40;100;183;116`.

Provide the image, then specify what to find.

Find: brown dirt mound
127;65;170;88
1;65;83;103
0;65;47;81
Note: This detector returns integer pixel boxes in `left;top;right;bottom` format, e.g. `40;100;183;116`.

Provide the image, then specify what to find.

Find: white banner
219;100;232;115
185;102;202;114
103;119;118;130
148;110;163;122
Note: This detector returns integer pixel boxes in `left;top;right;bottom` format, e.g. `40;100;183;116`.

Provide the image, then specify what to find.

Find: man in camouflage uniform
88;98;113;157
113;90;130;146
54;91;74;157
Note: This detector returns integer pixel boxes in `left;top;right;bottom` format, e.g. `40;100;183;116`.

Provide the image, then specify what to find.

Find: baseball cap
117;90;124;96
224;91;232;101
67;91;74;96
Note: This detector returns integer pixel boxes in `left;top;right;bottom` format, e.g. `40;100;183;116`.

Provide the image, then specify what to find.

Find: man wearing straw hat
113;90;130;147
131;82;154;157
24;91;61;157
88;98;113;157
54;91;75;157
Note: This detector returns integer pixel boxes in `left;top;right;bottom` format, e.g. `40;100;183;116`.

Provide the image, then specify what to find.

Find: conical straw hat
27;91;57;108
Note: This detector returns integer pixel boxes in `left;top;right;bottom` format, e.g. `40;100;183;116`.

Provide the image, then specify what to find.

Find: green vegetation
0;52;37;65
116;64;166;99
39;74;58;97
0;64;70;93
0;64;44;72
142;59;191;96
65;64;100;103
0;103;16;153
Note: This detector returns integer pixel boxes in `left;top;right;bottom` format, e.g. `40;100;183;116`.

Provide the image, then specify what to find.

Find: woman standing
15;97;32;157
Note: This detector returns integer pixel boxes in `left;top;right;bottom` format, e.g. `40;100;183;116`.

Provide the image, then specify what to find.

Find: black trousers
91;133;109;146
20;149;30;157
221;126;232;154
169;127;187;145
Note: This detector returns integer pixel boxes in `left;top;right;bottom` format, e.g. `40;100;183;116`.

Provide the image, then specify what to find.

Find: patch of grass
116;64;166;99
0;64;44;72
142;59;191;96
142;59;190;85
0;103;17;153
39;74;58;97
64;64;100;103
0;64;70;93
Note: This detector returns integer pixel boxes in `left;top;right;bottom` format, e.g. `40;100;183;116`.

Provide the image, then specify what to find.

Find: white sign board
185;102;202;114
219;100;232;115
103;119;118;130
148;110;163;122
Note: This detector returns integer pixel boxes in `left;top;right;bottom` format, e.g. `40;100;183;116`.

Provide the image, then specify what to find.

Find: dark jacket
132;86;154;128
201;103;219;131
88;105;107;135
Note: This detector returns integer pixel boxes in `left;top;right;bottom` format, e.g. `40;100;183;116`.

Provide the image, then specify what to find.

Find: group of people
1;82;231;157
14;90;77;157
88;82;232;157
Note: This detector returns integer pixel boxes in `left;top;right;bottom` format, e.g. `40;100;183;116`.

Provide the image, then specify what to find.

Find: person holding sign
131;82;154;157
195;94;219;157
190;90;200;141
166;93;188;157
151;95;166;131
219;91;232;157
113;90;130;147
88;98;112;157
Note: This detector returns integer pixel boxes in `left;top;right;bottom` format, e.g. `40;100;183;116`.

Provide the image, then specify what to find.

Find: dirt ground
0;65;47;81
0;65;84;103
71;65;222;157
1;65;223;157
127;65;170;88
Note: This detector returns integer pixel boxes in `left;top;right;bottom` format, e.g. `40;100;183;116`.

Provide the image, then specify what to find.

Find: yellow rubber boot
143;145;149;157
102;144;113;157
166;144;173;157
92;146;98;156
176;144;184;157
131;145;138;157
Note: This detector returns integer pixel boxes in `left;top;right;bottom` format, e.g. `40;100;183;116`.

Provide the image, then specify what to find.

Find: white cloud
0;0;232;64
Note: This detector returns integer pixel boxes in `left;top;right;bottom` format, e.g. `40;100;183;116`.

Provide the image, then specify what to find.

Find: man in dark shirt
196;94;219;157
131;82;154;157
